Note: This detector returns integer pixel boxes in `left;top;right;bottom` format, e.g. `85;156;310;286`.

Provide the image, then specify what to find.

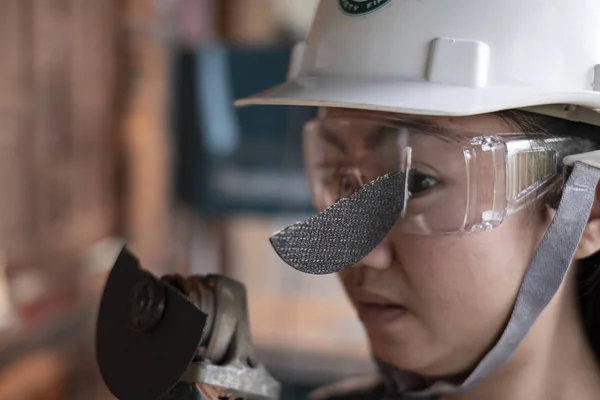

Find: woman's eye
408;171;438;195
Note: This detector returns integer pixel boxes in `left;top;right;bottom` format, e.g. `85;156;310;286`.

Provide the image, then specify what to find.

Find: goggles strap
378;161;600;398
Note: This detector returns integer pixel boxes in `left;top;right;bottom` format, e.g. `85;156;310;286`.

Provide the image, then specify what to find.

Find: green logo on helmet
339;0;391;16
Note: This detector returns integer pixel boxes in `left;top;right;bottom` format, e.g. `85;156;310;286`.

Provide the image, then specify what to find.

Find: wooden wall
0;0;119;271
120;0;173;274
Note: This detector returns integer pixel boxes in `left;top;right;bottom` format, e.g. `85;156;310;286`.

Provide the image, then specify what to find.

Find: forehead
319;107;515;135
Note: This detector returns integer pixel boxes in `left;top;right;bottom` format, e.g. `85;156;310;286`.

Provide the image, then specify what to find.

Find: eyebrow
317;116;453;152
318;129;348;153
364;117;452;148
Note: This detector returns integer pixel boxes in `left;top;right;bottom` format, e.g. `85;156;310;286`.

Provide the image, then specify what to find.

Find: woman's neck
440;275;600;400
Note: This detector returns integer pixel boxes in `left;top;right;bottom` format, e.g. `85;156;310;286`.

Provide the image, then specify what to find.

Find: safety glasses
303;115;583;235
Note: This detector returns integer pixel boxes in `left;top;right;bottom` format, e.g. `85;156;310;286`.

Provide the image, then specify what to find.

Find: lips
353;292;407;324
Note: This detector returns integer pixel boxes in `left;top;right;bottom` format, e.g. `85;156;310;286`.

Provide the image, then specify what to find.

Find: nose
358;237;394;270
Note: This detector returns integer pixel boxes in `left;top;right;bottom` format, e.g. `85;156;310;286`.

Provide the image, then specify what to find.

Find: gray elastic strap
383;162;600;397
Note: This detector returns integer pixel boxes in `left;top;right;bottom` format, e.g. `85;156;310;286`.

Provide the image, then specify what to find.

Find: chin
367;327;437;373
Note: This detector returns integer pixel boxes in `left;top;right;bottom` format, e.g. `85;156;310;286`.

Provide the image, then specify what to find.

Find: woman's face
306;108;553;378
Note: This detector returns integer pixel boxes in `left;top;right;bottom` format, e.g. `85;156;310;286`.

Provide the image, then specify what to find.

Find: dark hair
497;109;600;364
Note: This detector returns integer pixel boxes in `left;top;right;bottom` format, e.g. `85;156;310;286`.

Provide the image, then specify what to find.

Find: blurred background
0;0;374;399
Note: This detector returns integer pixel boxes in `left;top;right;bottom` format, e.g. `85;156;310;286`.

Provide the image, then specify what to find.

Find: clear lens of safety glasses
303;117;580;235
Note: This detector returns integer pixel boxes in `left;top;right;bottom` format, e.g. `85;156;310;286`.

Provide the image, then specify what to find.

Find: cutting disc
96;247;207;400
270;172;407;275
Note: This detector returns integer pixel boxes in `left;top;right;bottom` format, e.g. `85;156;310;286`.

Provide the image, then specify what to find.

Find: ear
575;183;600;260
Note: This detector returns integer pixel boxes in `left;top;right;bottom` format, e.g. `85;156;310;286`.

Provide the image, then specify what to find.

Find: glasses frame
303;115;588;235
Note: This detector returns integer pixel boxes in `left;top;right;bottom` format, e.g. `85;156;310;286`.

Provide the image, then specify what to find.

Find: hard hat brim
235;76;600;118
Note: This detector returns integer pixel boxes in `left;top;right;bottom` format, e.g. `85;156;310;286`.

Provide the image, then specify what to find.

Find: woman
237;1;600;399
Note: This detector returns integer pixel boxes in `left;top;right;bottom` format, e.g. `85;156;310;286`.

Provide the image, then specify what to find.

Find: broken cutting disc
270;172;407;275
96;247;207;400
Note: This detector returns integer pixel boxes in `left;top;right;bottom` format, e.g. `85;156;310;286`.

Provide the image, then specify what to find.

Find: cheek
400;218;544;338
337;269;357;304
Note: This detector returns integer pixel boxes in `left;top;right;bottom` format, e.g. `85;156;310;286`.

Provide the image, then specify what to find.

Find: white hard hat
236;0;600;126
